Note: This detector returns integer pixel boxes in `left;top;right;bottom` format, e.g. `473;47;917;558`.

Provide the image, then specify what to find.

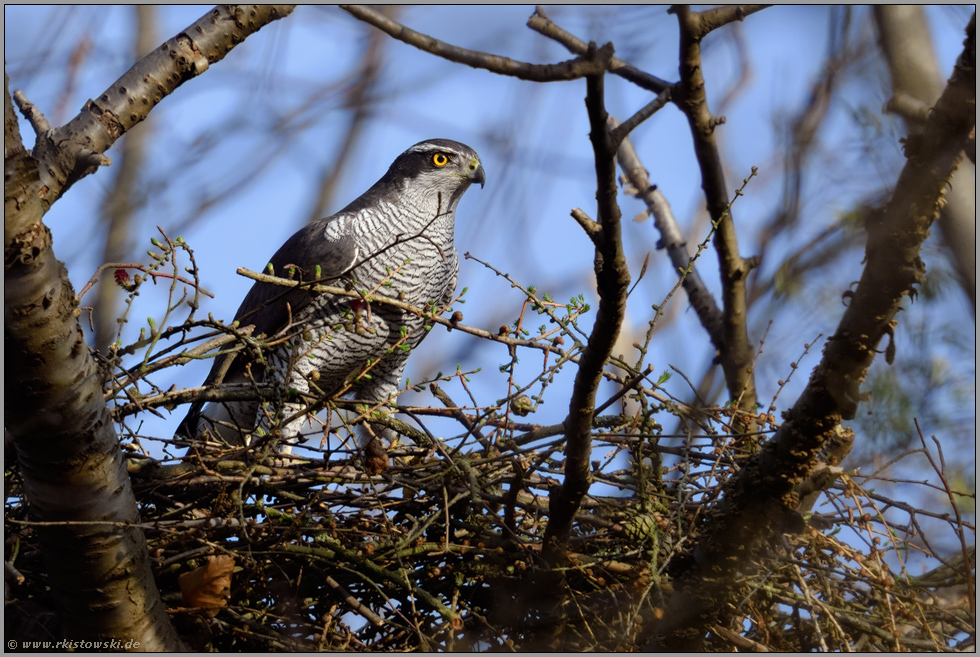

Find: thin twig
609;87;672;147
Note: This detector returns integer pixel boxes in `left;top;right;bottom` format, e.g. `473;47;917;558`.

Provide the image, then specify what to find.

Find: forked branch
15;5;295;211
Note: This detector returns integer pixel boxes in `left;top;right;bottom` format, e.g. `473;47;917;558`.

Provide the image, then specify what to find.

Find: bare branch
75;261;213;303
885;91;932;124
711;624;772;652
12;88;51;133
682;4;771;39
22;5;295;211
341;4;612;82
670;4;758;413
593;364;653;415
237;266;571;356
526;6;673;93
528;5;758;411
570;207;601;243
611;121;725;348
608;87;672;147
543;63;631;563
114;383;273;421
3;8;296;645
915;419;976;615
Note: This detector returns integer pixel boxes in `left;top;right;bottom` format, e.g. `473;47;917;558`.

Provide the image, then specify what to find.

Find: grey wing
232;221;358;345
176;215;357;437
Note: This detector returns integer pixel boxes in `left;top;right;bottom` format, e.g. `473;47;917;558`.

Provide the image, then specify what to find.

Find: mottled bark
5;71;181;650
875;5;976;310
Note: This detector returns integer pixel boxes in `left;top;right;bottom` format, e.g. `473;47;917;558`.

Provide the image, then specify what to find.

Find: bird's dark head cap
397;139;485;189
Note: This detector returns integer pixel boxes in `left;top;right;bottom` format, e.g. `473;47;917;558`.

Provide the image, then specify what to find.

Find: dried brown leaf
179;555;235;617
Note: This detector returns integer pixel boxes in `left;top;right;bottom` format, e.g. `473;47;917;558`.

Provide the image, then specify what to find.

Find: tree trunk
5;72;182;650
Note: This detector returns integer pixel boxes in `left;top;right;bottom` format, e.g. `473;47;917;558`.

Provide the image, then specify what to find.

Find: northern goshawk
178;139;485;473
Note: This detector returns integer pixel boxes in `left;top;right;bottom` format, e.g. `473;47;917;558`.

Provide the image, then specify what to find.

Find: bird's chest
275;299;401;388
288;246;455;367
339;206;458;306
282;205;458;381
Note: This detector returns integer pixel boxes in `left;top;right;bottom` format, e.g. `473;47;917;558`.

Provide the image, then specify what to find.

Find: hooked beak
466;158;486;188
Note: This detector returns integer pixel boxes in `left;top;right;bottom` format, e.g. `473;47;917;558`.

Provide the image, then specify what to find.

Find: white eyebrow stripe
405;144;470;157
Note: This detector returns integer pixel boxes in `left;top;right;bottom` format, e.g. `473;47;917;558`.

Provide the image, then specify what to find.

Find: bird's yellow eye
432;153;450;167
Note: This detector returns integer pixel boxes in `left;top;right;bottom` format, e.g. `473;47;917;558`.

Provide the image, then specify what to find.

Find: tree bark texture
874;5;976;310
4;6;295;648
5;73;182;650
